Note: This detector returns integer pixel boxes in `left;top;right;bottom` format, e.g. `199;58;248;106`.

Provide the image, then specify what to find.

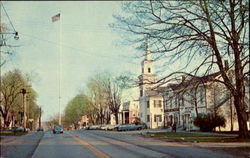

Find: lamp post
26;95;29;128
21;88;27;129
39;106;42;129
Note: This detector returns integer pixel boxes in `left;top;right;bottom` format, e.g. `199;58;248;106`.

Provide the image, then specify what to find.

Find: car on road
82;126;90;130
117;124;147;131
106;124;117;131
117;124;131;131
53;125;63;134
89;125;101;130
12;126;26;132
99;124;117;130
37;127;44;132
129;124;147;130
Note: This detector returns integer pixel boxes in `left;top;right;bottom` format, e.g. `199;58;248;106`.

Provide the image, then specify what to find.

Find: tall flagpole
59;10;62;126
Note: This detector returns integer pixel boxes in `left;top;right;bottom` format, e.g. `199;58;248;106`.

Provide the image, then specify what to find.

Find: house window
159;100;162;107
200;90;204;104
154;115;162;122
175;96;178;108
181;95;185;106
177;95;181;107
170;98;172;109
154;100;162;108
147;115;150;122
148;68;151;73
147;101;150;108
140;90;143;97
142;68;144;73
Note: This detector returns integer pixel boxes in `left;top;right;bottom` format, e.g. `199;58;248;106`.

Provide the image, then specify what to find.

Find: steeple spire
145;36;151;60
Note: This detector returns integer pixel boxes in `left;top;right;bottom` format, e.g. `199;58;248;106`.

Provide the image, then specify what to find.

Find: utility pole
39;107;42;128
26;96;30;129
0;2;3;94
21;88;27;129
0;2;19;95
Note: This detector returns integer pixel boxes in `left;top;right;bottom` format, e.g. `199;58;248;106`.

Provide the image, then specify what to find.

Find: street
1;130;244;158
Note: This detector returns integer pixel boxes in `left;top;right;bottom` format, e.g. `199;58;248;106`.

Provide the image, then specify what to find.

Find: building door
169;115;173;126
125;112;129;124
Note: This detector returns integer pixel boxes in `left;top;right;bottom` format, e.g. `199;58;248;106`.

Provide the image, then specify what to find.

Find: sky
1;1;142;121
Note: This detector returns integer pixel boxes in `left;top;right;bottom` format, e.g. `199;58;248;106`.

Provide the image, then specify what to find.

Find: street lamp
14;32;19;40
20;88;27;129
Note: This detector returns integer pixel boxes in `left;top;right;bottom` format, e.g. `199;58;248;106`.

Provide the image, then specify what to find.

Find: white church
136;44;249;131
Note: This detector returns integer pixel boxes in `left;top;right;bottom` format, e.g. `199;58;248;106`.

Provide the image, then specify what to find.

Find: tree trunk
3;113;9;128
230;97;234;131
195;100;198;117
234;94;249;138
115;112;119;125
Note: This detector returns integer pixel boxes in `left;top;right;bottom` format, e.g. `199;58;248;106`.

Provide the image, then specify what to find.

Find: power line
20;32;138;65
0;1;16;33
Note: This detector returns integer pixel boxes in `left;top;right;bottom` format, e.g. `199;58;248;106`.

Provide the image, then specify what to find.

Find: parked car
37;127;44;132
89;125;101;130
107;124;122;131
82;126;90;130
117;124;131;131
12;126;25;132
53;125;63;134
100;124;108;130
113;124;121;131
129;124;147;130
106;124;113;130
117;124;147;131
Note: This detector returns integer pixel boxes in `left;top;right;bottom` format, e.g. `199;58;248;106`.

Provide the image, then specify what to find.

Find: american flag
52;13;60;22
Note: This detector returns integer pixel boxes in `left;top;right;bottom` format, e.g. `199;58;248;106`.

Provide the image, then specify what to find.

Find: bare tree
105;74;132;125
86;73;110;125
105;78;121;124
112;0;249;138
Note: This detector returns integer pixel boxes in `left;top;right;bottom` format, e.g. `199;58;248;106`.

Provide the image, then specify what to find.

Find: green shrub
194;113;226;132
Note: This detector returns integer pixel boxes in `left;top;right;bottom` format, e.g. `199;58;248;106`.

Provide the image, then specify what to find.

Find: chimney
224;60;229;71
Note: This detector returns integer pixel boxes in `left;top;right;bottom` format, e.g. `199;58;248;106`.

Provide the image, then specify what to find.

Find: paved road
1;130;243;158
31;132;99;158
71;130;237;158
31;131;167;158
31;130;238;158
0;132;43;158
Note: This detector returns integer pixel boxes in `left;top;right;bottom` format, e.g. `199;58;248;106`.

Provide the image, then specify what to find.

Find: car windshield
54;126;62;130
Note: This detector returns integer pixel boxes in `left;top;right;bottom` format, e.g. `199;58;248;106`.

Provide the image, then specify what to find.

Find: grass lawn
141;132;250;143
0;130;28;136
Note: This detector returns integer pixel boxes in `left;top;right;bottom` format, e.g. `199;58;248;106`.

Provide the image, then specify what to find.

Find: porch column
122;111;125;124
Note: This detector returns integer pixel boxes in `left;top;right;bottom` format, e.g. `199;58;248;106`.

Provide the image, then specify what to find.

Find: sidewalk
122;129;249;158
123;128;239;137
0;133;29;145
194;142;250;158
91;130;239;158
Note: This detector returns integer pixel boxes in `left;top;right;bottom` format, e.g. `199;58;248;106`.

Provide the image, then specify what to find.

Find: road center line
67;133;110;158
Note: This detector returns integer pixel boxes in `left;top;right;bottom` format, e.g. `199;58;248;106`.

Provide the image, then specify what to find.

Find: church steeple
139;38;156;97
145;37;151;61
142;39;153;75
